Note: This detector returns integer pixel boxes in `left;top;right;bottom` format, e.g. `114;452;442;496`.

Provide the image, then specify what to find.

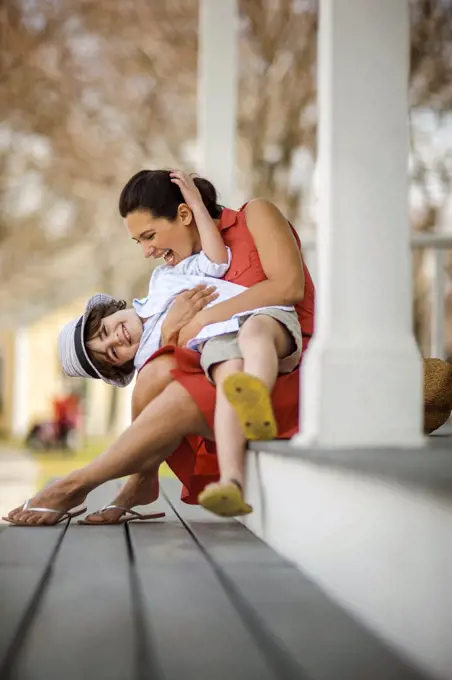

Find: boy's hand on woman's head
161;284;217;346
170;170;204;211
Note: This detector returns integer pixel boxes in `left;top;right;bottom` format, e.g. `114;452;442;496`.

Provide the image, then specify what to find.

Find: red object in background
53;393;81;429
52;393;82;446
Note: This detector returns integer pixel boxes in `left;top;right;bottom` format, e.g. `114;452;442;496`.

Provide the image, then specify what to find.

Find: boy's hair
84;299;135;382
119;169;223;221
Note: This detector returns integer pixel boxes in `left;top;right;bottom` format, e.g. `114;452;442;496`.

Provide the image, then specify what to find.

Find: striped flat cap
58;293;135;388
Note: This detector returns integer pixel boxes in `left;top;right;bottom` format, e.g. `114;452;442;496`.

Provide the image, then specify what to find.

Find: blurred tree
0;0;451;354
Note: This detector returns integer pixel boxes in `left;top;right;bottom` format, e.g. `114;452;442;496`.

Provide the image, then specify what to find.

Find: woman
4;171;451;526
58;171;304;518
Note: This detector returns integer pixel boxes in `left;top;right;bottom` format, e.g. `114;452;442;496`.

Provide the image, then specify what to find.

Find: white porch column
11;327;29;438
85;381;109;437
294;0;424;448
197;0;238;206
112;379;135;438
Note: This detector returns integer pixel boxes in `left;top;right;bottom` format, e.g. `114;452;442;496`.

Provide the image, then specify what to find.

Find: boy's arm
191;202;228;264
183;247;232;278
170;170;228;264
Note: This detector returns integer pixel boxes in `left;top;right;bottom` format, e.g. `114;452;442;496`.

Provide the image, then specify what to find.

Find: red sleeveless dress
142;205;315;503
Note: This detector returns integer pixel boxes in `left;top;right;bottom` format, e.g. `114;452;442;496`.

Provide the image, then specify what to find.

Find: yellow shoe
223;372;278;440
198;481;253;518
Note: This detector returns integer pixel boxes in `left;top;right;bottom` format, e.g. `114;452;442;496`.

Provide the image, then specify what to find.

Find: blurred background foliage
0;0;451;353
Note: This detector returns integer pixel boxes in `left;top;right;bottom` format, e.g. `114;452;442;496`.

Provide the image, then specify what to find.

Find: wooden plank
0;525;66;677
160;479;308;680
186;521;428;680
7;525;142;680
129;519;278;680
162;478;426;679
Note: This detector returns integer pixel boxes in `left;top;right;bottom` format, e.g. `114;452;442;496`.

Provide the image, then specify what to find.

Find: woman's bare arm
179;199;304;343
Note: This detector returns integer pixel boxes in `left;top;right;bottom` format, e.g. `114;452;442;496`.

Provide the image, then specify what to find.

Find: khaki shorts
200;308;302;383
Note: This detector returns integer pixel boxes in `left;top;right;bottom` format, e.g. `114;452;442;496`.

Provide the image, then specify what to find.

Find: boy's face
86;308;143;367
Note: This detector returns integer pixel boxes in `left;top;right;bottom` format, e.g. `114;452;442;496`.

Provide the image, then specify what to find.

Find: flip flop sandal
223;372;278;440
198;481;253;518
78;504;166;525
2;500;87;526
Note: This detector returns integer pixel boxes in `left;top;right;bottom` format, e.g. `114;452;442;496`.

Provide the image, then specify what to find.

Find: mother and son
4;169;451;526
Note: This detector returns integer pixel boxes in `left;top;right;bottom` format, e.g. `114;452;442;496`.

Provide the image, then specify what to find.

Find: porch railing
300;232;452;360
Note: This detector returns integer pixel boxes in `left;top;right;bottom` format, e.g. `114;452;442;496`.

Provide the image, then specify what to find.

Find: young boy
59;172;303;517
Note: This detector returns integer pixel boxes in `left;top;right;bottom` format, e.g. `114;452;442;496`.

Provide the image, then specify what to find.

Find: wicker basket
423;358;452;434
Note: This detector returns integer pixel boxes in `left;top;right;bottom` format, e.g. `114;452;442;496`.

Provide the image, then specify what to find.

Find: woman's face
125;207;198;266
86;308;143;367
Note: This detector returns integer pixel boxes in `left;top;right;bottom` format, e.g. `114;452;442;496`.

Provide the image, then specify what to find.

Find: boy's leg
198;357;253;517
238;314;293;388
223;314;294;440
212;358;245;485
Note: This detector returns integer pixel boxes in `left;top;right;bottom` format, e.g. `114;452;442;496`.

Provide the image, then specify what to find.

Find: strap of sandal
100;504;142;518
23;499;66;515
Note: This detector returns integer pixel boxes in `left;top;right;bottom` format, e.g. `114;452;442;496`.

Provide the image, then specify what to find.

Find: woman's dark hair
84;300;135;381
119;169;223;220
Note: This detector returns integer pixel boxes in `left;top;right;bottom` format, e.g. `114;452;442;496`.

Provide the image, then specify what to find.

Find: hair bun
193;176;222;217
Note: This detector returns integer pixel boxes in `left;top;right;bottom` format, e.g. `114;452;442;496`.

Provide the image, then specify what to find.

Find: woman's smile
162;249;176;265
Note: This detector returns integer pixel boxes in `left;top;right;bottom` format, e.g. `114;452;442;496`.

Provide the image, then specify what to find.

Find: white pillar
11;327;29;438
197;0;238;206
112;378;135;438
85;381;109;437
294;0;424;448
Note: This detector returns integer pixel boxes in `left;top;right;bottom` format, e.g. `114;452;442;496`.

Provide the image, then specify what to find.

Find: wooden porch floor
0;478;428;680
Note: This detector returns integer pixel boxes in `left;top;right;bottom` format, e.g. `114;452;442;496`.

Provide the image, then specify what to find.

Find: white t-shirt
132;248;292;371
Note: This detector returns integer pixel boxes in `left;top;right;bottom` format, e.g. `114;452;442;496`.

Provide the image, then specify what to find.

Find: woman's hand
161;285;218;346
177;312;208;348
170;170;204;210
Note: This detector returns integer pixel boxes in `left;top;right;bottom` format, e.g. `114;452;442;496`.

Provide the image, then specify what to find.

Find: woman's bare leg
84;355;176;523
6;382;211;525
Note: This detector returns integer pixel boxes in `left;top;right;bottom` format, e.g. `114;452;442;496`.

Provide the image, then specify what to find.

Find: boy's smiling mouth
121;323;132;345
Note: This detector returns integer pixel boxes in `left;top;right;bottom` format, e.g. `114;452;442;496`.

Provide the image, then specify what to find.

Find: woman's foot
223;372;278;440
4;476;88;526
198;479;253;518
83;472;159;524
